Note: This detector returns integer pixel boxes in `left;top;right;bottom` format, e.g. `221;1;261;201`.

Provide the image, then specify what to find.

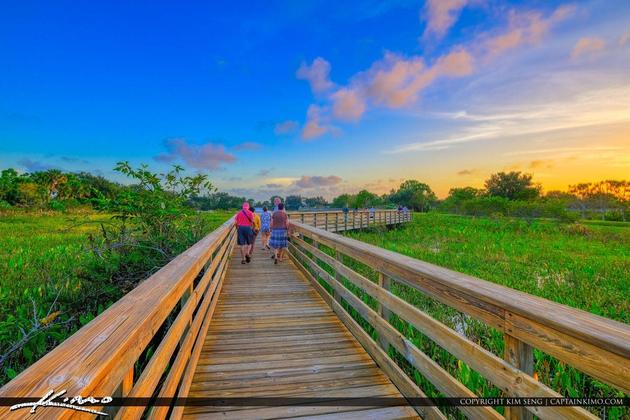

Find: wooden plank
181;235;419;420
169;237;232;420
289;247;444;420
289;221;630;392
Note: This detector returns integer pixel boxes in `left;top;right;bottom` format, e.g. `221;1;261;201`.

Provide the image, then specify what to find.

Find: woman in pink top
235;202;255;264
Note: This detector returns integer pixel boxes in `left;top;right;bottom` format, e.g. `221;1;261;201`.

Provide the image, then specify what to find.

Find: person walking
235;202;255;264
269;203;289;264
260;206;272;250
249;205;261;259
273;196;282;211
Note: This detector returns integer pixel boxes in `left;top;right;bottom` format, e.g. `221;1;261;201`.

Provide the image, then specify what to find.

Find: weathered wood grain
181;235;420;420
290;220;630;393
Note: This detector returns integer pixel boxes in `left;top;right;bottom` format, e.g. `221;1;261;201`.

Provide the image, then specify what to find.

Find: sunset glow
1;1;628;199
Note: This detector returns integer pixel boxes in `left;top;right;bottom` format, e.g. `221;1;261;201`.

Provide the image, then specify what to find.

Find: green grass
347;213;629;323
336;213;629;418
0;210;232;384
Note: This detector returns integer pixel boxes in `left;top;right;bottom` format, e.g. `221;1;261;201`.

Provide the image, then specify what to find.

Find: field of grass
347;213;629;322
0;210;232;384
340;213;628;418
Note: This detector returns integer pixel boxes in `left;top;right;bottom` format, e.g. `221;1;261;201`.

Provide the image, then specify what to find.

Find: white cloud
389;85;630;153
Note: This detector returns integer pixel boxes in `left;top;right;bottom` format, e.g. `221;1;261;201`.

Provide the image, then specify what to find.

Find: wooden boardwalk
2;210;627;420
183;236;419;419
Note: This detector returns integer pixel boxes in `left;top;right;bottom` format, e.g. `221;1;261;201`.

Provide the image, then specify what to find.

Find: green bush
461;196;510;216
508;199;578;222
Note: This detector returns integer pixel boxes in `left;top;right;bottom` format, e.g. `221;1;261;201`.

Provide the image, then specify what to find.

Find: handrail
0;217;237;419
288;220;629;419
287;209;411;232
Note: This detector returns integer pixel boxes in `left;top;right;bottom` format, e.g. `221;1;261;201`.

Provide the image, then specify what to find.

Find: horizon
2;1;629;201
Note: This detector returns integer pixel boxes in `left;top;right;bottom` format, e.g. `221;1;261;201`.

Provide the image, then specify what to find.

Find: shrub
508;200;578;222
461;196;510;216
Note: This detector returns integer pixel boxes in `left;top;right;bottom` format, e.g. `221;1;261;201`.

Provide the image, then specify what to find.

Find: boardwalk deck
182;236;419;419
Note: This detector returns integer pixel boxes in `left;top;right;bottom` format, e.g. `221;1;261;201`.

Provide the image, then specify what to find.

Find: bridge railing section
0;218;237;419
288;209;411;231
287;220;629;420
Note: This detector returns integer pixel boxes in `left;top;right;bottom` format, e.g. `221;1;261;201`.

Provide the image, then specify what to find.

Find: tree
389;180;437;211
331;193;355;209
570;180;628;220
97;162;214;253
188;192;246;210
28;170;68;201
285;195;303;211
484;171;540;201
442;187;482;213
354;190;381;208
304;196;328;208
0;169;21;205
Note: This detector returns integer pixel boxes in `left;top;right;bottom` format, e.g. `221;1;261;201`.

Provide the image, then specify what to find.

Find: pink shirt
235;209;254;226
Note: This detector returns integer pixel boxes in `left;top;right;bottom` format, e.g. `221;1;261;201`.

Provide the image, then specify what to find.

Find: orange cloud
331;88;365;121
571;37;606;59
362;48;473;109
154;138;236;170
296;3;575;140
484;5;575;58
422;0;468;41
296;57;334;94
301;105;337;140
365;52;426;107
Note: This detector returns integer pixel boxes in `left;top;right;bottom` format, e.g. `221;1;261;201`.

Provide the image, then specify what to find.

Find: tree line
1;167;628;221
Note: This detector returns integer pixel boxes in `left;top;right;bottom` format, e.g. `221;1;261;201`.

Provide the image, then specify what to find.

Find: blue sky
1;0;629;199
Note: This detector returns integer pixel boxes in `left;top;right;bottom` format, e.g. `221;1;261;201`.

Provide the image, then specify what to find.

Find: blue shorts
237;225;254;245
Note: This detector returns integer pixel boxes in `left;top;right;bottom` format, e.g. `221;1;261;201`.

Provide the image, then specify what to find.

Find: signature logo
10;389;113;416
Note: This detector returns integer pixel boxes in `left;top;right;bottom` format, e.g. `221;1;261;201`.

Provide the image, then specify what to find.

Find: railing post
378;272;392;351
334;250;343;305
314;213;317;229
335;212;339;232
325;212;329;231
122;367;134;395
301;213;304;223
504;334;534;420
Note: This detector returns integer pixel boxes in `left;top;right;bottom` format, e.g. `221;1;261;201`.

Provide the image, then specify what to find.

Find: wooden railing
288;209;411;231
287;220;630;420
0;217;237;419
